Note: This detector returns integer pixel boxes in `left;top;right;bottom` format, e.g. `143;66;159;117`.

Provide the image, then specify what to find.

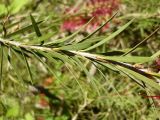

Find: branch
0;38;55;51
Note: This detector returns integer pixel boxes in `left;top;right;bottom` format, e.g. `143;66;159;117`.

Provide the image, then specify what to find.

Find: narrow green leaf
3;47;23;83
44;17;94;45
63;63;85;96
31;50;70;88
48;51;75;66
59;41;93;50
5;21;43;38
117;66;160;91
83;19;134;51
0;19;29;38
123;26;160;56
93;62;124;98
102;56;152;63
2;23;7;37
59;36;106;50
98;62;119;72
11;47;26;66
33;50;83;92
69;51;152;63
30;14;42;37
114;64;145;88
35;50;58;64
79;12;118;42
5;21;22;29
72;56;100;95
20;48;33;83
28;32;56;44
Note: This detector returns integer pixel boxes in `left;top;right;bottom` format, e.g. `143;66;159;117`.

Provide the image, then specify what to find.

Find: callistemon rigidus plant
61;0;120;33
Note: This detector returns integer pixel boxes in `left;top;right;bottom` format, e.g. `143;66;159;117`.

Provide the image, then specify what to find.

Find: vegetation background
0;0;160;120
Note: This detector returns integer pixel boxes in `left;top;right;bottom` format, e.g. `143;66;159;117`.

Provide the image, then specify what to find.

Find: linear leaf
3;47;23;83
72;56;100;95
34;50;58;64
59;36;106;50
83;19;134;51
44;17;94;45
48;51;75;66
102;56;152;63
28;32;56;44
59;41;93;50
20;48;33;83
0;21;21;32
98;62;119;72
11;47;27;66
30;51;64;83
63;63;85;96
69;51;152;63
5;21;43;38
117;66;160;91
30;14;42;37
123;26;160;56
79;12;118;42
114;64;146;88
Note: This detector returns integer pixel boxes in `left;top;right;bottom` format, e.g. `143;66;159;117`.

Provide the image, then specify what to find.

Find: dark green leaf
30;14;42;37
20;48;33;83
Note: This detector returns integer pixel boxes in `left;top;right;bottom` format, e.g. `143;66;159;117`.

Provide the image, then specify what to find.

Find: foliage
0;0;160;120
